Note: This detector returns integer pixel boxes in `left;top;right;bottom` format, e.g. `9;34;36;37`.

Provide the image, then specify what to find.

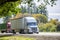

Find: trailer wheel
12;30;16;34
19;29;25;34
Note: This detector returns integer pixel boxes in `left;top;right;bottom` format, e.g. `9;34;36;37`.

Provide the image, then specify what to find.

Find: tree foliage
38;23;57;32
0;0;57;17
38;4;48;17
32;14;48;23
22;0;57;7
21;0;57;17
0;0;21;17
56;22;60;31
0;0;21;5
49;19;58;25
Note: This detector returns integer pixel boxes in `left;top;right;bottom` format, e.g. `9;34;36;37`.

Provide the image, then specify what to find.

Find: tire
28;32;33;34
5;29;12;33
36;32;39;34
12;30;16;34
19;29;25;34
1;30;5;33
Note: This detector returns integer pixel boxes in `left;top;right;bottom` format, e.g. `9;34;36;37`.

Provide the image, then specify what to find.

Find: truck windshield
27;22;37;26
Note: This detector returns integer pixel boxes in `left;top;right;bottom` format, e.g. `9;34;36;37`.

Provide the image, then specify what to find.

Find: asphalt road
0;32;60;36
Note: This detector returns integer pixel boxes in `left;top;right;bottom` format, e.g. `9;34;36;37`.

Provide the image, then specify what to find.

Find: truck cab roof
24;17;37;22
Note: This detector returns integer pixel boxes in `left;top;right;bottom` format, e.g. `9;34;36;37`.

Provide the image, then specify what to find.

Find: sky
0;0;60;23
47;0;60;21
47;0;60;13
0;18;4;24
33;0;60;21
38;0;60;21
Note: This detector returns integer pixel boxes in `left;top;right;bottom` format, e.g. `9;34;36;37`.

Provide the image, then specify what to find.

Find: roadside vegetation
38;23;57;32
38;18;60;32
0;36;34;40
0;14;60;32
0;0;59;32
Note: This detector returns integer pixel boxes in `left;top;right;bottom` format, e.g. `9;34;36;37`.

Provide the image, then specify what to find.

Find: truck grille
31;27;37;32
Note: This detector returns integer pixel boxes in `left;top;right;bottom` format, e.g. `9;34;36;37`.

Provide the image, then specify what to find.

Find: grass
0;36;35;40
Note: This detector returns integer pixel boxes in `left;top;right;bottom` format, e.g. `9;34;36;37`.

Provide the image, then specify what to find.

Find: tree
22;0;57;7
0;0;57;17
38;3;48;17
32;14;48;23
0;0;21;17
21;5;27;13
38;23;57;32
21;0;57;17
0;0;21;5
56;22;60;31
49;19;58;25
0;0;22;23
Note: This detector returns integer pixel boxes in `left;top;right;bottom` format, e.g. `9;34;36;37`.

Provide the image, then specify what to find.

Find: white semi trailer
10;17;39;34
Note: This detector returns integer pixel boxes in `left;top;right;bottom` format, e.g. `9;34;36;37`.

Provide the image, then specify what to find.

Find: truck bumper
29;30;39;33
28;28;39;34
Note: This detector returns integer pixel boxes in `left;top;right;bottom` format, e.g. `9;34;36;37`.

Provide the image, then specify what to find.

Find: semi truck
0;16;39;34
10;16;39;34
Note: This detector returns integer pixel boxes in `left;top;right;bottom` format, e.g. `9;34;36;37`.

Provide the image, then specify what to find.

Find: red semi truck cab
7;21;11;32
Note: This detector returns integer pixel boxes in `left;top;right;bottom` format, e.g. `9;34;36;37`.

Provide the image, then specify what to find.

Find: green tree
56;22;60;32
0;0;57;17
49;19;58;25
22;0;57;7
38;23;57;32
32;14;48;23
0;0;21;17
21;0;57;17
38;3;48;17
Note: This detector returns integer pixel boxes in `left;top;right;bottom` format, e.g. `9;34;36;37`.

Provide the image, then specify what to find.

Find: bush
56;22;60;32
32;14;48;23
49;19;58;25
38;23;57;32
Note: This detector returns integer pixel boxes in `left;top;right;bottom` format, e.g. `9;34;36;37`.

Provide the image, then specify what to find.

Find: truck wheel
6;30;12;33
19;29;25;34
28;32;33;34
12;30;16;34
1;31;5;33
36;32;39;34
